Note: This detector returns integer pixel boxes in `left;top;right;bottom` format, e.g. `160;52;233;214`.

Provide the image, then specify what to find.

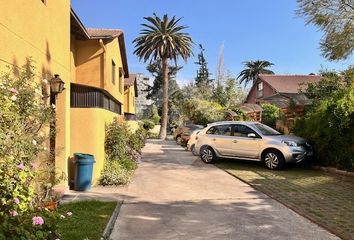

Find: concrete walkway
110;140;339;240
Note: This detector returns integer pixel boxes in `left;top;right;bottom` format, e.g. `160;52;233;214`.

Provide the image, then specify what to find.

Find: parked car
186;130;201;155
174;124;204;145
195;121;313;170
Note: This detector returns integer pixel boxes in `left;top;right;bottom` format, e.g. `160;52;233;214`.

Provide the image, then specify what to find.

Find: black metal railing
71;83;122;114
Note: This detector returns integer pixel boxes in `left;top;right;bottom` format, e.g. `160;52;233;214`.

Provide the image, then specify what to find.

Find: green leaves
297;0;354;60
237;60;274;86
133;14;193;63
293;68;354;170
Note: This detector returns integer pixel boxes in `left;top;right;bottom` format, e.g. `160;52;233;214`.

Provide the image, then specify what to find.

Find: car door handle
212;138;216;141
233;140;238;143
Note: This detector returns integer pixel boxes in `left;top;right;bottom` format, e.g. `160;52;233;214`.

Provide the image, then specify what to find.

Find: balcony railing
70;83;121;114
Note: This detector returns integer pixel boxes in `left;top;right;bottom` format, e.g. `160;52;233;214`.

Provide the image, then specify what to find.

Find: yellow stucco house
124;74;140;130
0;1;138;188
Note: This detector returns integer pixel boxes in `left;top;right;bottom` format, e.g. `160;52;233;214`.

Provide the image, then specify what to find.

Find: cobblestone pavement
217;159;354;240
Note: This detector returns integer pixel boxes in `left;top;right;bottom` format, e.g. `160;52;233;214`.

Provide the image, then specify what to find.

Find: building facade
135;73;153;117
245;74;321;108
0;1;138;187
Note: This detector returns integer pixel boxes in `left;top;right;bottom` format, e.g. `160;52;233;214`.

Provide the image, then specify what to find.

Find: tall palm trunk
158;57;169;139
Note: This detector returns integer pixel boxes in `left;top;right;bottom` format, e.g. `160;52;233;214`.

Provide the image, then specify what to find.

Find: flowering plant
0;61;60;239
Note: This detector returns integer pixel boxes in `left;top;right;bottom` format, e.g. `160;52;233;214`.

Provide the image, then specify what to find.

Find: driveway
111;140;339;240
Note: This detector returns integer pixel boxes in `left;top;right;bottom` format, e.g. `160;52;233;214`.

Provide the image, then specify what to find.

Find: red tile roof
259;74;321;93
86;28;123;38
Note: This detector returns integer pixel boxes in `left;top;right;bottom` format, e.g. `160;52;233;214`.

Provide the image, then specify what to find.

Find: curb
101;201;123;240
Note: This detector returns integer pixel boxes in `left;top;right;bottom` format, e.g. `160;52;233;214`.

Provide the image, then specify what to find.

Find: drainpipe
99;39;106;88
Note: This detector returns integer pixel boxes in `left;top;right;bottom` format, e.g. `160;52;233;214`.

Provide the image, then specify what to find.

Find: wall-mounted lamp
50;74;65;95
49;74;64;164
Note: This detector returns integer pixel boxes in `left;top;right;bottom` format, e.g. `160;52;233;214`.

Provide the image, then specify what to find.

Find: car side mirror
248;133;256;138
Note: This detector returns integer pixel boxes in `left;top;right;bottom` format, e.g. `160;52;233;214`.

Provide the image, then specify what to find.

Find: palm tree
133;14;193;139
237;60;274;86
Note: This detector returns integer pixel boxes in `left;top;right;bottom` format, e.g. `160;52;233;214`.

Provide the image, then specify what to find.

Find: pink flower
66;212;72;216
32;216;44;226
13;198;20;204
17;163;25;170
9;88;19;94
10;210;18;217
30;162;38;170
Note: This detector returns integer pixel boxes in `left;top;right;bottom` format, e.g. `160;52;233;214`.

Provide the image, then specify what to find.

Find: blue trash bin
74;153;95;191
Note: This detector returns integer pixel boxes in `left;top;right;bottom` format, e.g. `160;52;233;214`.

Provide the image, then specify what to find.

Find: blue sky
71;0;353;85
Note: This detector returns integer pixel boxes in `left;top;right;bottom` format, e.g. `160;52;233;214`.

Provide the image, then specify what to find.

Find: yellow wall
0;0;71;186
70;108;121;185
70;36;127;185
1;1;131;187
124;85;136;114
73;38;125;105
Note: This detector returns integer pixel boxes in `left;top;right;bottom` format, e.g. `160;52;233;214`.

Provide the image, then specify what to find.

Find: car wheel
263;150;285;170
191;144;198;156
200;147;216;163
176;136;182;145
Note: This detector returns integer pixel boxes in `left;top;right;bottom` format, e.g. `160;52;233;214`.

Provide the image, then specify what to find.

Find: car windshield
252;123;281;136
187;125;204;131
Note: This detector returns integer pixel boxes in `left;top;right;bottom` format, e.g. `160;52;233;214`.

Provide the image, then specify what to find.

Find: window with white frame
257;82;263;98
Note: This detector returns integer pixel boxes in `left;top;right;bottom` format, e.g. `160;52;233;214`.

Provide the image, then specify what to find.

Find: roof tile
86;28;123;38
259;74;321;93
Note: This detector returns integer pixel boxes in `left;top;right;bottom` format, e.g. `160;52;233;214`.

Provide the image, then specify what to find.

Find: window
234;124;258;138
206;125;232;136
112;61;116;85
119;68;123;94
252;123;280;136
257;82;263;98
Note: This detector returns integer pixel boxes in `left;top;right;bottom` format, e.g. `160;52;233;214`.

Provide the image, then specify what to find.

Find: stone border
101;201;123;240
313;166;354;178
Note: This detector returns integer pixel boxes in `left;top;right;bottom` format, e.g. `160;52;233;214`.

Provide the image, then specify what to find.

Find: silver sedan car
195;121;313;170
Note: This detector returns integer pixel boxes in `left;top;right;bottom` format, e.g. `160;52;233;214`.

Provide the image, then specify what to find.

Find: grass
216;159;354;240
57;200;117;240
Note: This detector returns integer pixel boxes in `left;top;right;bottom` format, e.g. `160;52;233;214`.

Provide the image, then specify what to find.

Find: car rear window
206;125;232;136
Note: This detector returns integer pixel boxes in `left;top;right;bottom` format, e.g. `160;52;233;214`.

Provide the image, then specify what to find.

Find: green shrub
184;98;224;125
261;103;282;127
0;208;60;240
142;119;155;130
147;132;159;139
150;104;161;124
99;120;145;186
99;157;136;186
293;87;354;170
129;127;147;152
0;62;60;239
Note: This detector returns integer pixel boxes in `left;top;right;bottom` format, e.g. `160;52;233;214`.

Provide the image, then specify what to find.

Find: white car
186;130;201;155
195;121;313;170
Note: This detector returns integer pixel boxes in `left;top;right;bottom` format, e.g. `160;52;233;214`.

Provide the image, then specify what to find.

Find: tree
224;71;246;107
145;59;181;105
237;60;274;86
133;14;193;139
195;44;212;87
297;0;354;60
